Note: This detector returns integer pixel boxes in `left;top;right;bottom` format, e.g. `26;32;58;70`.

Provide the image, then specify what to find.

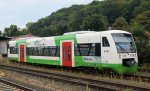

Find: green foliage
81;14;107;31
130;22;150;65
130;10;150;65
3;25;28;37
28;0;150;36
132;0;150;17
67;7;84;32
3;25;19;36
123;0;141;23
136;37;150;65
112;17;128;30
101;0;127;25
135;10;150;31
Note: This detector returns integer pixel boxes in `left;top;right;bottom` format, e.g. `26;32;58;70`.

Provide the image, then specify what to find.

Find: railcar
8;30;138;74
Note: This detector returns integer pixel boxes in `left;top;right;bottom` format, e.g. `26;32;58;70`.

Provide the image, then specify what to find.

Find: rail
0;77;35;91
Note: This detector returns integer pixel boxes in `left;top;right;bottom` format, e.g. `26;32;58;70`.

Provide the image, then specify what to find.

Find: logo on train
34;39;46;47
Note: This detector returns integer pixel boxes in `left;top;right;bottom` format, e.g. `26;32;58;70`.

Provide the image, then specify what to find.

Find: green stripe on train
8;56;137;74
54;34;78;46
8;57;18;61
26;56;60;65
16;39;26;45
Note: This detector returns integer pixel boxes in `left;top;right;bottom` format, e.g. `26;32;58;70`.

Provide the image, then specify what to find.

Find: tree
3;25;19;36
3;25;27;37
124;0;141;23
26;22;33;30
133;0;150;17
112;17;128;30
130;21;150;65
67;9;84;32
101;0;127;25
135;10;150;31
81;14;108;31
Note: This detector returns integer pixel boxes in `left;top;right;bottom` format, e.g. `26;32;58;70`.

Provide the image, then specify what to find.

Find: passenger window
68;46;71;61
63;46;66;60
74;43;101;56
102;37;110;47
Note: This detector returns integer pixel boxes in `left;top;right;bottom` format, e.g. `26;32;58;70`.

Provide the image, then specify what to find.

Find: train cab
101;30;138;74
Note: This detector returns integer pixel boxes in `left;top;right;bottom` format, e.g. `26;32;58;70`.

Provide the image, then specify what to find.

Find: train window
68;46;71;60
75;43;101;56
89;44;95;56
95;43;101;56
74;44;80;56
37;47;44;56
43;47;50;56
79;44;91;56
102;37;110;47
27;48;32;55
27;46;60;57
33;47;39;56
55;46;59;56
63;46;66;60
50;46;58;56
10;47;18;54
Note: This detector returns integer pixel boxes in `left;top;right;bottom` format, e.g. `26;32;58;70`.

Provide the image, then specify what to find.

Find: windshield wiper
116;43;129;54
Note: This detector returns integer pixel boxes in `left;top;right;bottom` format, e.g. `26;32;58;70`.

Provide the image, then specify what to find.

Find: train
8;30;138;74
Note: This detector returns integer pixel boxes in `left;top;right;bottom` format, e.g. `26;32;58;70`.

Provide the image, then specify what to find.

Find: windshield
112;33;136;53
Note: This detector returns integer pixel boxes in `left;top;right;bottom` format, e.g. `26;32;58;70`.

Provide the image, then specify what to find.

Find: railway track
120;72;150;83
138;68;150;73
0;64;150;91
0;77;35;91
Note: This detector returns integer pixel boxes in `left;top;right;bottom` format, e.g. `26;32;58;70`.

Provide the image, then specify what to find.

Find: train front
111;31;138;74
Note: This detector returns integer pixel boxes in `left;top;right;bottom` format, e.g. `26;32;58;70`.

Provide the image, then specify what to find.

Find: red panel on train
19;44;25;62
62;42;72;67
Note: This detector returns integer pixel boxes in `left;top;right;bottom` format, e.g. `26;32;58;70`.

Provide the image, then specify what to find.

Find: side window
55;46;60;57
74;43;101;56
74;44;80;56
27;47;32;55
10;47;18;54
37;47;44;56
43;47;50;56
27;46;60;57
102;37;110;47
95;43;101;56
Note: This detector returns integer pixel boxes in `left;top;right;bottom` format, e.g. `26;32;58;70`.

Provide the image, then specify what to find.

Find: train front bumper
112;63;138;74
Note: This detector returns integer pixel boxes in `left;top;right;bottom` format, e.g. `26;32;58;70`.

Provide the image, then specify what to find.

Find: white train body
8;30;138;74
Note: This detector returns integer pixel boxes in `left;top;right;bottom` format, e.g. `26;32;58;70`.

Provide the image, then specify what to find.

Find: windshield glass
112;33;136;53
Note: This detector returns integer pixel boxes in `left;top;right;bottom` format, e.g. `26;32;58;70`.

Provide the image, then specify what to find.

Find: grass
122;88;134;91
0;70;5;77
86;82;90;91
140;63;150;69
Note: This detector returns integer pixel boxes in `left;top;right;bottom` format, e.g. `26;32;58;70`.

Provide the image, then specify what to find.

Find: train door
19;44;26;62
101;33;111;65
61;40;74;67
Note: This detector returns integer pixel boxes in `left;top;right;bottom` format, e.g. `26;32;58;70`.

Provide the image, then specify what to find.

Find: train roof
63;30;131;35
9;30;131;43
104;30;131;34
63;31;96;35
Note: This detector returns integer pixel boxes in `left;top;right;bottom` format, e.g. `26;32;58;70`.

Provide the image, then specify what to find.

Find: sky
0;0;94;31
